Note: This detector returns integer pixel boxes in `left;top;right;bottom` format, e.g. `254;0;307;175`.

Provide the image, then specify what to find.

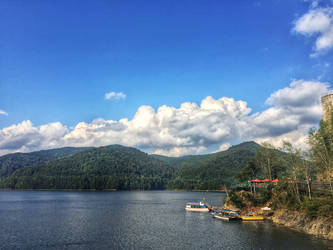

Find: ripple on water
0;190;332;250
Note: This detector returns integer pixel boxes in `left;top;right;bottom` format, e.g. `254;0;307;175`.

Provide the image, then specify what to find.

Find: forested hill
0;145;175;190
161;141;261;190
0;147;91;177
0;141;260;190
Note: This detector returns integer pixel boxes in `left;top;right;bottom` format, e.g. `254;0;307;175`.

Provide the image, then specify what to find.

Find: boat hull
213;214;230;221
239;216;264;221
185;207;210;212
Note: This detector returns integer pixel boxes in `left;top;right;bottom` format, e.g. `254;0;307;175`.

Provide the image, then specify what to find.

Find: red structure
249;179;279;186
250;179;279;183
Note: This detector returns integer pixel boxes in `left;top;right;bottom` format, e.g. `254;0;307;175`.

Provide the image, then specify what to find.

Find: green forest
166;142;259;190
0;147;90;177
0;142;260;190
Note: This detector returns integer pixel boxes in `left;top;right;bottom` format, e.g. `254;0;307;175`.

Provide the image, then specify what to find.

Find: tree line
235;114;333;217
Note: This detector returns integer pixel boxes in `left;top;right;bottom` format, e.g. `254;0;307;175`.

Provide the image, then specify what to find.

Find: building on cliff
321;92;333;122
320;92;333;180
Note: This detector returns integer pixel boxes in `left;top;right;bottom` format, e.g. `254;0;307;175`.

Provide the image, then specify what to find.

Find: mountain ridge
0;147;92;177
0;141;260;190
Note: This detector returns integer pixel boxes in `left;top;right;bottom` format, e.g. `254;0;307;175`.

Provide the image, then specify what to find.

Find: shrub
229;191;245;208
302;198;321;217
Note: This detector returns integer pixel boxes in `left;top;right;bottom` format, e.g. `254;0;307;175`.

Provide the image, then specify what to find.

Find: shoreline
223;203;333;241
272;209;333;241
0;188;227;192
0;188;118;191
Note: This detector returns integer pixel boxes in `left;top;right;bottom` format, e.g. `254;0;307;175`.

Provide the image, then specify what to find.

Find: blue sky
1;0;333;156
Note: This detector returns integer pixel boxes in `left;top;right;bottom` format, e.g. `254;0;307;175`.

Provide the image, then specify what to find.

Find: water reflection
0;190;332;250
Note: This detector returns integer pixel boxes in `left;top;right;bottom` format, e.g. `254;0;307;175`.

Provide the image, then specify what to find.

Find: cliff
273;209;333;240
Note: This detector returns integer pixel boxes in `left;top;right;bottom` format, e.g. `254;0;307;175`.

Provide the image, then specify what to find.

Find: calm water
0;191;332;250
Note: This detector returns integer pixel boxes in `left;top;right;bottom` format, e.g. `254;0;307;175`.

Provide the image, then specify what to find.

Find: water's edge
273;209;333;240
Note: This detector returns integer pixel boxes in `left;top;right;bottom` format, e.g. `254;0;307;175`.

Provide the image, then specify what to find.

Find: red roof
251;179;263;183
272;179;279;183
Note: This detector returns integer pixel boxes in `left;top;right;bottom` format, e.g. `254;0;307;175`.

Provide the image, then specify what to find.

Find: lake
0;190;332;249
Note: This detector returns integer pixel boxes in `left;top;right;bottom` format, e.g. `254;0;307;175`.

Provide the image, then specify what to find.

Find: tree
255;142;280;180
308;119;333;197
300;151;315;200
281;141;303;203
236;158;260;182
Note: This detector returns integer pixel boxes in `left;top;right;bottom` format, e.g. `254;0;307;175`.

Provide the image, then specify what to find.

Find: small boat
238;211;264;221
239;215;264;221
184;201;210;212
212;209;240;221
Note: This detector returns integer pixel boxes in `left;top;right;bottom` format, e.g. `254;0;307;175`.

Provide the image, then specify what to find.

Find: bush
302;198;321;217
229;191;245;208
256;189;272;205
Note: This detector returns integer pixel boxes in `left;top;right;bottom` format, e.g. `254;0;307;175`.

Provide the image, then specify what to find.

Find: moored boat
212;209;239;221
238;211;264;221
184;201;210;212
213;212;230;221
239;215;264;221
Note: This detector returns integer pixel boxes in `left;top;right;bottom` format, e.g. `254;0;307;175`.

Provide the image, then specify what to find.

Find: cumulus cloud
153;146;207;157
63;96;251;152
214;143;231;153
293;6;333;56
255;125;311;151
104;92;126;101
0;121;68;156
246;80;328;141
266;80;328;107
0;109;8;116
0;80;329;156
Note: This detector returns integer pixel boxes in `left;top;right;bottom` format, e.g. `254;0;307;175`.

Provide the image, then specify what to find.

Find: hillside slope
0;145;175;190
162;141;260;190
0;147;91;177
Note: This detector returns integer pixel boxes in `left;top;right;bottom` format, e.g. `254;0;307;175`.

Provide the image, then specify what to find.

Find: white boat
184;201;210;212
212;213;230;221
212;210;239;221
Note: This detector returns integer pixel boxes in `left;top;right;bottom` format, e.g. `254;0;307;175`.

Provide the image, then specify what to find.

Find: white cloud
0;121;68;156
214;143;231;153
255;125;311;151
0;110;8;116
0;80;329;156
311;1;319;9
246;80;327;138
104;91;126;100
153;146;207;157
293;6;333;55
62;96;251;154
266;80;328;107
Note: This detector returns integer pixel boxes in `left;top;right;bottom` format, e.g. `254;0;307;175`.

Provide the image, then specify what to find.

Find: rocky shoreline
222;200;333;241
272;209;333;240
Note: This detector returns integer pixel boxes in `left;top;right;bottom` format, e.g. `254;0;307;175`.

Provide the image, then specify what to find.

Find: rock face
273;209;333;240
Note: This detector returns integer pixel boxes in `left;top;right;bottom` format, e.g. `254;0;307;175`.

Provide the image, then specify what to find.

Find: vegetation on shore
228;115;333;219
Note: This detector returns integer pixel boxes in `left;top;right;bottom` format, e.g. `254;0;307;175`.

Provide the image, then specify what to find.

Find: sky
1;0;333;156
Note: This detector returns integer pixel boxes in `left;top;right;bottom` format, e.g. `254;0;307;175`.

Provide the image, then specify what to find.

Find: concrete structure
321;92;333;122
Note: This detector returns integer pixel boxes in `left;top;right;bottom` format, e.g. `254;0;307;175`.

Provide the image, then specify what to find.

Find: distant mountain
0;147;91;177
157;141;261;190
0;141;261;190
0;145;175;190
